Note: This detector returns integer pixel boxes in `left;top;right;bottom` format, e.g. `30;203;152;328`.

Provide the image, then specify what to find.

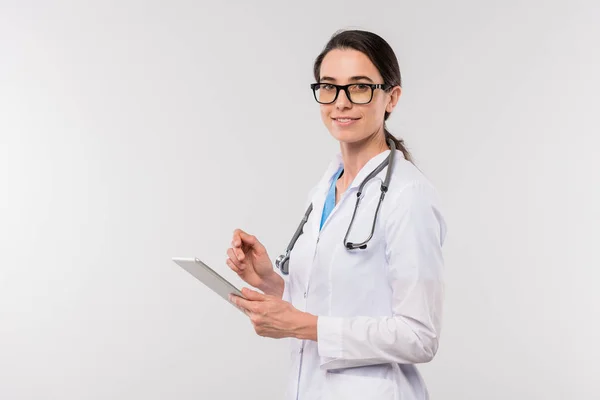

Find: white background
1;1;598;399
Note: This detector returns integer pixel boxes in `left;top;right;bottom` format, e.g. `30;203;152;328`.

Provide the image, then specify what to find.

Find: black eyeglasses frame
310;82;392;104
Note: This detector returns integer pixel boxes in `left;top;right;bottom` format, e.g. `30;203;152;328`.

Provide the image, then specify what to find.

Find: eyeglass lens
314;84;373;104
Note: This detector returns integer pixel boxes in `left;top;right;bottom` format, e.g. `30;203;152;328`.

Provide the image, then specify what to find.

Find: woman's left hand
230;287;317;340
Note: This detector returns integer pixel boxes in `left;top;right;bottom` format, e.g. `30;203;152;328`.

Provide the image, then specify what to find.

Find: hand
226;229;279;293
230;287;318;341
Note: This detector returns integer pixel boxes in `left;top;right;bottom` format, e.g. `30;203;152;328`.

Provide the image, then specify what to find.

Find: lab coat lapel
301;157;341;287
347;149;391;191
301;150;393;288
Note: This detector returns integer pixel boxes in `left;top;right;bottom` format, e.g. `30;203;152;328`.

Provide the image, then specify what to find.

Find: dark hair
313;29;413;162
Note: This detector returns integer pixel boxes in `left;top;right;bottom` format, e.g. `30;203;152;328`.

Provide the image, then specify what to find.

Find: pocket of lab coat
323;370;397;400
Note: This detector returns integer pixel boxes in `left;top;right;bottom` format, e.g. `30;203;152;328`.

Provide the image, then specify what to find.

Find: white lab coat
279;149;447;400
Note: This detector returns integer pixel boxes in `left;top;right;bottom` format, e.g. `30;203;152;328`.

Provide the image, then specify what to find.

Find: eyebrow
320;75;375;83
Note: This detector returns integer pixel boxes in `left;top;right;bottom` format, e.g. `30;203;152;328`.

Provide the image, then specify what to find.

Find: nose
335;88;352;110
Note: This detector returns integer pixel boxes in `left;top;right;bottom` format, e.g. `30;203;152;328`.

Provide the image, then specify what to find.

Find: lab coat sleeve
316;183;446;370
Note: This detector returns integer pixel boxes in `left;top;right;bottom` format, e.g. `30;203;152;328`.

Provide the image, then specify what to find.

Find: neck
338;129;388;191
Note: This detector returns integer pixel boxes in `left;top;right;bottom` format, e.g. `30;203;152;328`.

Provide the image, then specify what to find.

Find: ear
386;86;402;114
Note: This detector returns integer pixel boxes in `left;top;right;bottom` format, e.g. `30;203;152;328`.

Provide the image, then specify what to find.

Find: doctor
226;29;447;400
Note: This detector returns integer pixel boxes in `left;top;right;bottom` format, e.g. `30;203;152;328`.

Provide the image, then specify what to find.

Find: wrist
258;272;284;298
293;312;318;341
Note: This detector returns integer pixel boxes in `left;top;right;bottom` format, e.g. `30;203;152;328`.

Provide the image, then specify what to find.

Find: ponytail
384;126;413;163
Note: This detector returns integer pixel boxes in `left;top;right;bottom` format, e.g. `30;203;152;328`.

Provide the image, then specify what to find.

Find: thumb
239;230;259;247
241;287;266;301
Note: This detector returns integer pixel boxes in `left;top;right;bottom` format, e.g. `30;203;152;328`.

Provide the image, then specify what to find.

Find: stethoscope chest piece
275;252;290;275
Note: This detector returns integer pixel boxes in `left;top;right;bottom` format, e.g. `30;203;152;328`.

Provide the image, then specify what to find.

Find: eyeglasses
310;82;391;105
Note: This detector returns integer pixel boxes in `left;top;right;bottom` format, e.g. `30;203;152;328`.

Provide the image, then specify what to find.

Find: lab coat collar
305;148;403;260
322;148;403;192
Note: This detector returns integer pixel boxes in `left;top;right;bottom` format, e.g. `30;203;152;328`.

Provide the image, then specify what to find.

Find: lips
332;117;359;121
332;116;360;127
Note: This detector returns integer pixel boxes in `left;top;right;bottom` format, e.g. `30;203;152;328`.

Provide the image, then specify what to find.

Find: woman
226;29;447;400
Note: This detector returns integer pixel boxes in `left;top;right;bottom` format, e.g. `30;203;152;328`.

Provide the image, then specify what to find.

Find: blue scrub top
320;167;344;231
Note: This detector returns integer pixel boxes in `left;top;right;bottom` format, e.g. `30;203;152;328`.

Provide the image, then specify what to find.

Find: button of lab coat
303;291;307;298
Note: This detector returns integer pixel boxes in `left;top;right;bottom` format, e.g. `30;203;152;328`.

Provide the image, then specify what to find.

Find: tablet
172;257;246;313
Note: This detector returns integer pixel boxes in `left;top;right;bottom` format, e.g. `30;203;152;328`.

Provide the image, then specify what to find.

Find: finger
229;294;250;315
228;240;246;261
226;247;240;263
231;235;239;248
226;248;243;269
230;294;258;313
232;229;245;248
234;229;257;248
226;258;241;274
236;247;245;261
241;287;267;301
239;230;258;247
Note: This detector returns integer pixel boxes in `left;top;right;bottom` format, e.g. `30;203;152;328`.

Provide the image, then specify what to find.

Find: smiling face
317;48;401;145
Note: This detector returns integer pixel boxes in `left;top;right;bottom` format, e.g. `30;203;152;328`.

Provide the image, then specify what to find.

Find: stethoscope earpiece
345;242;369;250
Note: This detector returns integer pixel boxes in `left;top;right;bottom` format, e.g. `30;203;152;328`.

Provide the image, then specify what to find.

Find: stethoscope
275;138;396;275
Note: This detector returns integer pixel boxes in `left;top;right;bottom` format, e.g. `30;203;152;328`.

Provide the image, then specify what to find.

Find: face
316;48;401;145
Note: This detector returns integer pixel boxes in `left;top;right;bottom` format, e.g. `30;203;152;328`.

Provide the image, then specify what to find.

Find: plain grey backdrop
1;0;598;399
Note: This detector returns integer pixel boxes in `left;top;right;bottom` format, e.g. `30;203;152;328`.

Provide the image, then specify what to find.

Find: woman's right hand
226;229;278;292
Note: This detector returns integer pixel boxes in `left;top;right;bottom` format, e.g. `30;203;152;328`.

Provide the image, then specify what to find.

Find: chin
330;130;363;144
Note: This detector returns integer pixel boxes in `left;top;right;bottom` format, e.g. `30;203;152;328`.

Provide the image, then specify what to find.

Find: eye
321;84;336;91
351;84;370;92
